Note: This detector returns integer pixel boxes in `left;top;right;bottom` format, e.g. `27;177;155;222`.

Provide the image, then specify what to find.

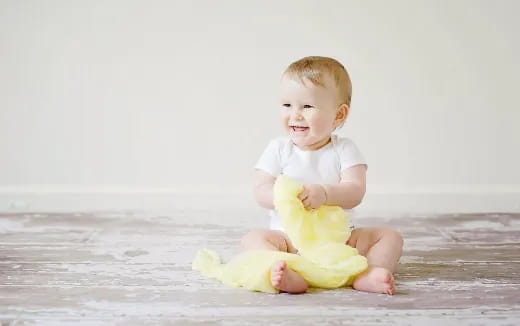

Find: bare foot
270;261;308;294
352;266;395;295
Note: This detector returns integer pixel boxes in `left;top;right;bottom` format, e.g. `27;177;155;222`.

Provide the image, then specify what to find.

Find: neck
297;136;332;151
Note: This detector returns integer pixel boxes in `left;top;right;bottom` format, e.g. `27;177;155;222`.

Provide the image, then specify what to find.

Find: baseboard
359;184;520;215
0;184;519;214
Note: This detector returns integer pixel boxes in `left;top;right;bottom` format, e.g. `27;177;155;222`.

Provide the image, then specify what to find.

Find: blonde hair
283;56;352;107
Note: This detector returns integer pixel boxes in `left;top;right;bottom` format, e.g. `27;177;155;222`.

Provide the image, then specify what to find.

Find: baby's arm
299;164;366;210
255;164;366;210
323;164;367;209
254;170;276;209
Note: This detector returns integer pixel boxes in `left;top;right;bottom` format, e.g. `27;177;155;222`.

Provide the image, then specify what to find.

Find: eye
303;104;314;109
281;104;291;108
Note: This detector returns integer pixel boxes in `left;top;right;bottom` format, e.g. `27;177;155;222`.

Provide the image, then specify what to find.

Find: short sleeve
337;138;367;171
254;139;282;177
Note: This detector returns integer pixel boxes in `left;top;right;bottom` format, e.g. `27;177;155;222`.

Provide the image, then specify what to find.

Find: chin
290;138;308;147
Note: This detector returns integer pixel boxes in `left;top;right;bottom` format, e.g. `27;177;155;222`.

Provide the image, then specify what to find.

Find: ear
334;103;349;127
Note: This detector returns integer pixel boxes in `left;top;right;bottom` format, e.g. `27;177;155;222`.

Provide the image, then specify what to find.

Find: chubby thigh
241;227;403;260
346;227;403;256
240;229;298;254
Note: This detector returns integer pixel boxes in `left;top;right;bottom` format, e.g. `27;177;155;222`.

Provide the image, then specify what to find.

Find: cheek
280;113;290;128
308;113;333;131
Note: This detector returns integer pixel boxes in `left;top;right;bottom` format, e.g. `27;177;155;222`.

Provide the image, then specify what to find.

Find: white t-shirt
255;134;367;231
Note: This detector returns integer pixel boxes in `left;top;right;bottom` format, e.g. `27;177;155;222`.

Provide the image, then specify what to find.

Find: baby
241;56;403;295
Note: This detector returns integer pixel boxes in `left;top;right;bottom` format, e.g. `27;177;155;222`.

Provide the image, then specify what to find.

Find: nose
289;107;303;120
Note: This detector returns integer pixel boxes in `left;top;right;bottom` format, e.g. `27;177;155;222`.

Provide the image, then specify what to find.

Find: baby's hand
298;184;327;210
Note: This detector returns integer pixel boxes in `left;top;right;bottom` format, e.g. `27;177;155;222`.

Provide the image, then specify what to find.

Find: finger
302;197;312;208
298;189;308;201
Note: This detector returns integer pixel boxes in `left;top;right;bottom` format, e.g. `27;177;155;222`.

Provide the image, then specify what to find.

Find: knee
382;228;404;249
240;229;285;250
240;229;267;247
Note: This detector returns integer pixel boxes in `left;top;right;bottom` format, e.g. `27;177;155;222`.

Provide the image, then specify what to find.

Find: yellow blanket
192;175;368;293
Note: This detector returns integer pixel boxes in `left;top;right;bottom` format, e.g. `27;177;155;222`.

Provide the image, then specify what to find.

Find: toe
271;261;283;273
387;283;395;295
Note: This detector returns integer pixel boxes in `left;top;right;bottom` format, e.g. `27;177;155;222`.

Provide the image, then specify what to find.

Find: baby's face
279;74;343;150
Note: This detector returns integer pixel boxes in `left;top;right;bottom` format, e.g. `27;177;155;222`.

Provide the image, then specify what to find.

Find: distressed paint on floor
0;211;519;325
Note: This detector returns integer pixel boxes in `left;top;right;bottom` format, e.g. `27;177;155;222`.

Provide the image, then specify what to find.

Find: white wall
1;0;519;213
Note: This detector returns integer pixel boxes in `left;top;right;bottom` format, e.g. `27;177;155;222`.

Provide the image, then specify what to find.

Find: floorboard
1;211;519;325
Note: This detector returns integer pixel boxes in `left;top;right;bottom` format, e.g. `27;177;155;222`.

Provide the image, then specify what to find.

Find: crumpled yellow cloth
192;175;368;293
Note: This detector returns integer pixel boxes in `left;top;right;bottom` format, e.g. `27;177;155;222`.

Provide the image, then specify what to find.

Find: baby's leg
346;228;403;295
240;229;298;253
240;229;307;293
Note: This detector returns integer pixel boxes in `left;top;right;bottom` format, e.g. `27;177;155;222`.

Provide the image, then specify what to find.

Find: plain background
1;0;519;213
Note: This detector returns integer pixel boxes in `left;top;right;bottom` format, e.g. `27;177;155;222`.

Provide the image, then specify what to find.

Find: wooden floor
1;210;519;325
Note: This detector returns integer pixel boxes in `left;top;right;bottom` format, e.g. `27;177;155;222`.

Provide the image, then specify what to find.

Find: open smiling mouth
291;126;309;132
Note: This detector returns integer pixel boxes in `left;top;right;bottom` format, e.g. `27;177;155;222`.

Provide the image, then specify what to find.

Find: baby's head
279;56;352;150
